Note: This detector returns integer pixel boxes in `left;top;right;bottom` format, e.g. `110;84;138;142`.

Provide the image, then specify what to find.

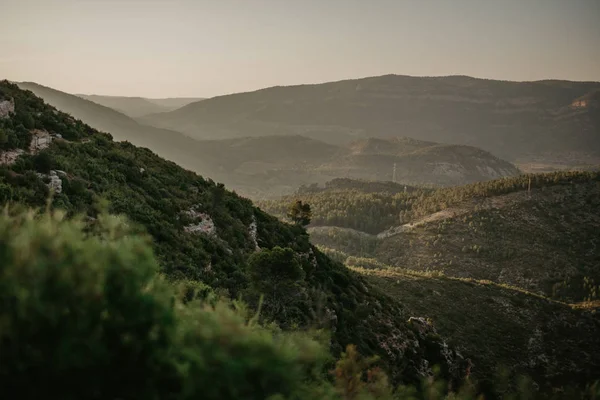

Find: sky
1;0;599;98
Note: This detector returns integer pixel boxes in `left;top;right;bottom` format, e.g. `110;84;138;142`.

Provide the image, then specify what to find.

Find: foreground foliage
2;210;598;399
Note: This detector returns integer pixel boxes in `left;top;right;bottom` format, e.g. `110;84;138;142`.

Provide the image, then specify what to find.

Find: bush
0;210;334;400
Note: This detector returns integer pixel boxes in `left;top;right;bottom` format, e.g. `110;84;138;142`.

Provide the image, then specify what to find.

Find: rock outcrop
0;98;15;119
183;208;216;236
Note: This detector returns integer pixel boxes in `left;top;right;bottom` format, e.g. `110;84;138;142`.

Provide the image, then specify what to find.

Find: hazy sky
1;0;599;97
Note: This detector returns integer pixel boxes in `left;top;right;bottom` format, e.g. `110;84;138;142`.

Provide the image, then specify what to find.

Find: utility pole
392;163;397;183
527;163;532;197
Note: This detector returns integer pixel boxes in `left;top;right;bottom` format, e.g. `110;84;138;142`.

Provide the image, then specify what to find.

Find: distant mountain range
77;94;204;118
14;82;521;198
197;135;520;198
139;74;600;169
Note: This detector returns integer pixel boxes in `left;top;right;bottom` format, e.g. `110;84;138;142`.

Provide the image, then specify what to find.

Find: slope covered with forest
141;74;600;169
260;173;600;303
16;82;215;175
0;80;472;390
258;172;600;391
353;266;600;393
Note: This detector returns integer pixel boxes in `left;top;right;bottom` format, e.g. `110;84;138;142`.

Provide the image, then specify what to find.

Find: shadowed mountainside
78;94;204;118
141;74;600;169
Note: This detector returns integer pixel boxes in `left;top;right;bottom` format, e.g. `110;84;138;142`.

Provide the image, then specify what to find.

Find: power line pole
392;163;397;183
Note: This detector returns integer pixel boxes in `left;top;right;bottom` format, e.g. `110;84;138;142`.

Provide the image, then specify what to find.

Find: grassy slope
141;74;600;165
0;80;466;386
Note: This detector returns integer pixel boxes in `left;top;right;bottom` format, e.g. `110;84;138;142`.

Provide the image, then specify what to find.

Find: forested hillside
261;172;600;390
263;172;600;303
0;80;473;393
141;74;600;169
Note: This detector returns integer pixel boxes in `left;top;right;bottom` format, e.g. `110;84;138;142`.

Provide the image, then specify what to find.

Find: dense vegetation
350;265;600;396
259;172;600;234
0;81;469;391
0;210;392;399
286;174;600;303
6;209;598;399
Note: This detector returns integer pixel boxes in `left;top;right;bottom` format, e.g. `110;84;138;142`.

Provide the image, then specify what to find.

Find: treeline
259;171;600;234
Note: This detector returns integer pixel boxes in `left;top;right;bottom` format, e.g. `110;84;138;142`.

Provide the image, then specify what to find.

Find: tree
247;246;307;320
287;200;312;226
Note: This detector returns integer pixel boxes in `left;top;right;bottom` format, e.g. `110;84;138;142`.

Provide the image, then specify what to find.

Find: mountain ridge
77;94;205;118
140;74;600;169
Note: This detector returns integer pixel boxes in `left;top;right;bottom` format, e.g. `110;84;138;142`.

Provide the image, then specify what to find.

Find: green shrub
0;210;335;400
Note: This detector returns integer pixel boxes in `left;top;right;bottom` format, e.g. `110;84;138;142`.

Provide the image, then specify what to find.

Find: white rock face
0;98;15;119
0;149;25;165
29;130;53;153
36;170;63;194
249;217;260;250
48;171;62;194
183;208;216;235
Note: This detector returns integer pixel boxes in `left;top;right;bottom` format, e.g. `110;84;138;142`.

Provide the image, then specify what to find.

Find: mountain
78;94;204;118
321;137;520;186
259;172;600;389
5;83;524;199
0;79;470;390
261;172;600;303
170;135;519;198
354;266;600;391
16;82;217;175
141;74;600;170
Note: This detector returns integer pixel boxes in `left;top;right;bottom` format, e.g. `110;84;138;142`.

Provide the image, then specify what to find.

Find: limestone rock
0;98;15;119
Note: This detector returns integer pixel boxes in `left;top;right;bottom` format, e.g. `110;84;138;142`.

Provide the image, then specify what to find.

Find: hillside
0;80;471;388
13;82;521;198
16;82;217;175
353;266;600;392
175;135;519;198
321;137;520;186
261;173;600;303
141;74;600;169
78;94;204;118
